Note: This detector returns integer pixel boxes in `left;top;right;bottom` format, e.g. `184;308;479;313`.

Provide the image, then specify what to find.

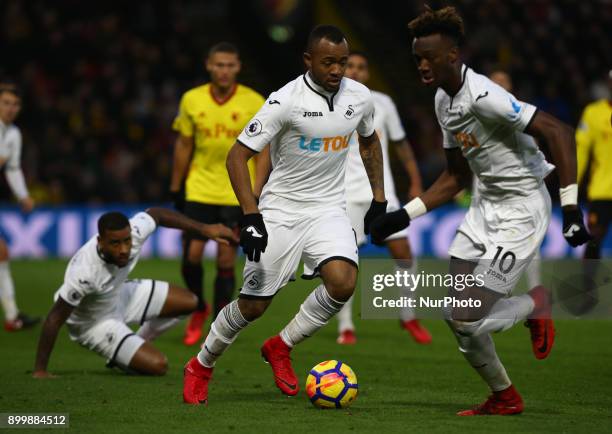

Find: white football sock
451;294;534;337
525;253;541;289
281;284;345;347
336;295;354;333
398;260;417;322
0;262;18;321
197;300;249;368
451;328;512;392
137;317;183;341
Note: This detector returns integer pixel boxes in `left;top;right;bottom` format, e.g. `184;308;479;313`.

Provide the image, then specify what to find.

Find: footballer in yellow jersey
169;42;264;346
576;70;612;300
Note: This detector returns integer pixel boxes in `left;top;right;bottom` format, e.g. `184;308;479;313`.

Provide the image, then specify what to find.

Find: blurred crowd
1;0;610;204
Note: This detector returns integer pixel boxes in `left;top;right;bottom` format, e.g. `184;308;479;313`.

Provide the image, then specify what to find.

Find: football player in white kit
371;6;590;415
338;51;432;345
183;25;386;404
488;70;542;291
33;208;237;377
0;83;39;331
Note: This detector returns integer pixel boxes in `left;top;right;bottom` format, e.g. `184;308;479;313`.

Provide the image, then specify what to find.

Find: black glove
169;190;185;213
562;207;591;247
240;213;268;262
370;209;411;246
364;199;388;235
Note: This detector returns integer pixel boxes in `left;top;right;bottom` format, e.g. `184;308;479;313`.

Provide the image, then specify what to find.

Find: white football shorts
448;184;551;295
240;209;359;298
68;279;169;368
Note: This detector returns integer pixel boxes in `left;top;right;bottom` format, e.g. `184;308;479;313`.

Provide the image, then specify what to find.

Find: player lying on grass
33;208;238;377
370;6;590;415
183;25;386;404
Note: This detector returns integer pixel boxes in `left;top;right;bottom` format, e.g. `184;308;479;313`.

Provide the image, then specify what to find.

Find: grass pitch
1;259;611;433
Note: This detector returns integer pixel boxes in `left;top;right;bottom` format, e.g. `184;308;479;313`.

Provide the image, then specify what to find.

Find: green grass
1;259;611;433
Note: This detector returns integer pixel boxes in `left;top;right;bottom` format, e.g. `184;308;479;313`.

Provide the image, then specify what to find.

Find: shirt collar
304;71;337;98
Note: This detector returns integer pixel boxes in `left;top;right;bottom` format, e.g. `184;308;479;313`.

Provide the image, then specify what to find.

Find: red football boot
260;335;299;396
4;313;40;331
401;319;432;345
457;385;524;416
183;304;211;346
183;357;213;405
336;329;357;345
525;285;555;360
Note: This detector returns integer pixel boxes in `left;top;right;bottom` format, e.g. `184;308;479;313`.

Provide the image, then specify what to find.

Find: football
305;360;358;409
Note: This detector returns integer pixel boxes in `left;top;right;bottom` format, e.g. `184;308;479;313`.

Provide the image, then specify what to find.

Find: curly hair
408;5;465;45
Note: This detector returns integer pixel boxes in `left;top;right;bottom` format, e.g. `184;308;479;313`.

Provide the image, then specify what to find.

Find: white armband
559;184;578;207
403;197;427;219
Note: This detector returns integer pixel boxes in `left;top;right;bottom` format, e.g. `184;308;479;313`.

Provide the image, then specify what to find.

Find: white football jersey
436;65;554;200
54;212;157;329
0;120;29;200
237;73;375;218
345;90;406;203
0;121;22;170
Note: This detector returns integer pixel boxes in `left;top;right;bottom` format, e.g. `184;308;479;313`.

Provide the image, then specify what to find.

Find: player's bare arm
391;138;423;198
359;131;390;235
526;111;591;246
421;148;471;209
253;144;272;199
358;131;385;202
33;297;74;377
144;207;238;245
370;148;470;244
169;134;194;194
226;142;259;214
227;141;268;262
526;111;576;189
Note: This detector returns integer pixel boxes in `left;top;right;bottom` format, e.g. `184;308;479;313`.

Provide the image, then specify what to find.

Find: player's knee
182;256;202;268
588;223;605;242
237;298;270;321
148;354;168;376
184;292;198;312
325;279;355;302
217;248;237;269
0;242;9;262
449;318;483;337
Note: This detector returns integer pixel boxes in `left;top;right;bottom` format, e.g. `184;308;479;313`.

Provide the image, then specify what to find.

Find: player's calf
129;343;169;376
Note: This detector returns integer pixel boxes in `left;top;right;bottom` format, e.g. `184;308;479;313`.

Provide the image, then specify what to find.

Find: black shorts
588;201;612;229
183;202;242;241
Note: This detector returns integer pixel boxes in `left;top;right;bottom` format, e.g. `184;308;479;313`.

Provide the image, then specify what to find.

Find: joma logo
303;111;323;117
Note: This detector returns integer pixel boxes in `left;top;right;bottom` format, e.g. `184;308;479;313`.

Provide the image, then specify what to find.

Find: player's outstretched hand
562;206;591;247
20;197;34;214
370;209;411;246
202;223;240;245
240;213;268;262
363;199;388;235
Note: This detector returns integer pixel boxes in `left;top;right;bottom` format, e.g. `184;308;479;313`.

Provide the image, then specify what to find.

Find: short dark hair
0;80;21;98
98;212;130;236
408;5;465;46
349;50;369;62
208;42;240;58
306;24;346;52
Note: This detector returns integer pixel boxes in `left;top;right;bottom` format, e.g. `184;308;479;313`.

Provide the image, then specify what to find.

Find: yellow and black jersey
576;99;612;201
173;83;265;205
